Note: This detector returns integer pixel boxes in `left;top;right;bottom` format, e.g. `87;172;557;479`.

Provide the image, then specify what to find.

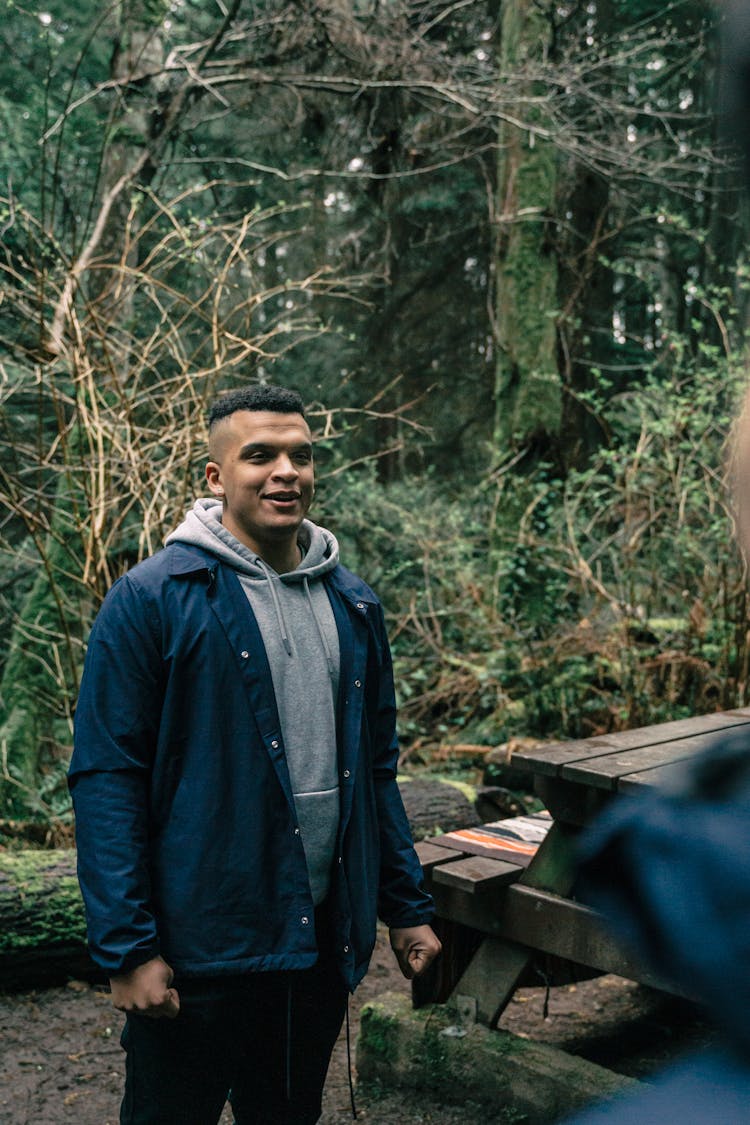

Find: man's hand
109;955;180;1019
389;924;442;980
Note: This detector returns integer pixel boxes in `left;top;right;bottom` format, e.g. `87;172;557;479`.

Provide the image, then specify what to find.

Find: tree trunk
362;88;409;483
88;2;166;369
493;0;560;457
557;160;613;470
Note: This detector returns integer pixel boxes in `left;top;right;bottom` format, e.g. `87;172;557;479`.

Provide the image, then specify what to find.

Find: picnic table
413;708;750;1027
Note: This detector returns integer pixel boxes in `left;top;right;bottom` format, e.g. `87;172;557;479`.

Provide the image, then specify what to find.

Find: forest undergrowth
322;352;750;770
4;352;750;823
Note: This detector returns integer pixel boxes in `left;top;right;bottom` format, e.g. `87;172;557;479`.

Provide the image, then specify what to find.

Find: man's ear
205;461;224;496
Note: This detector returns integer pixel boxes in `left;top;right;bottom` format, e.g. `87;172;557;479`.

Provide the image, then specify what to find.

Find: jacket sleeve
370;604;435;929
68;575;164;976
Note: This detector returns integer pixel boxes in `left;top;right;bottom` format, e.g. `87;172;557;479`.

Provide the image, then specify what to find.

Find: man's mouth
263;491;301;503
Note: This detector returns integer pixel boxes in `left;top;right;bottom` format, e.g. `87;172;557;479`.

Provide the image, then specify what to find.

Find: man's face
205;410;314;556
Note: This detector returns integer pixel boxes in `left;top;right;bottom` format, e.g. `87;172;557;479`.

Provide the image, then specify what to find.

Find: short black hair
208;385;306;429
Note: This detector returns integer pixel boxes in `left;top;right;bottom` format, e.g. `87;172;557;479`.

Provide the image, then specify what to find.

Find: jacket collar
326;565;378;609
165;542;379;608
165;542;218;578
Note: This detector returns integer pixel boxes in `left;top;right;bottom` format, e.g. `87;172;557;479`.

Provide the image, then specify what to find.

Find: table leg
451;935;532;1027
423;821;582;1026
411;914;483;1007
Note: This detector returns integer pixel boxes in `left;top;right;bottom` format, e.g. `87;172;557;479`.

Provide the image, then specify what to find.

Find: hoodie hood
165;496;339;662
165;497;339;581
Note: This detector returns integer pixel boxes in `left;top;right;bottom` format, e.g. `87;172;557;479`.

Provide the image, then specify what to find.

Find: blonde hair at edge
728;384;750;559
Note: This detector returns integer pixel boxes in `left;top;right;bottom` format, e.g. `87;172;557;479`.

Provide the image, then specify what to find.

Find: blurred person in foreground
68;384;440;1125
560;720;750;1124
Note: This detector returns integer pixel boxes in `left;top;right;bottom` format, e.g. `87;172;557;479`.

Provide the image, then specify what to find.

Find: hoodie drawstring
256;557;294;655
254;563;335;678
303;575;336;679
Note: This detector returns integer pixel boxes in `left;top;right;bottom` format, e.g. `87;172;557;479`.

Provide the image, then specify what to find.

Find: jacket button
240;650;249;659
354;679;362;688
343;769;350;779
271;739;279;750
344;944;350;953
294;827;300;835
356;602;365;610
338;855;343;864
301;916;309;925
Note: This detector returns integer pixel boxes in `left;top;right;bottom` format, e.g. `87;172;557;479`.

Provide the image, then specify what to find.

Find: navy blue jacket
68;543;433;990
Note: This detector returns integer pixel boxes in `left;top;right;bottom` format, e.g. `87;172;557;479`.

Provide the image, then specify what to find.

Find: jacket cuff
381;908;435;931
103;942;162;979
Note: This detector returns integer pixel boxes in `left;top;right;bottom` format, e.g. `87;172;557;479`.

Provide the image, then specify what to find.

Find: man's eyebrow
238;441;313;455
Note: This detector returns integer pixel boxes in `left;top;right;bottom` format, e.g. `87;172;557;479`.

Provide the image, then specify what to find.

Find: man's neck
257;539;302;575
220;514;302;573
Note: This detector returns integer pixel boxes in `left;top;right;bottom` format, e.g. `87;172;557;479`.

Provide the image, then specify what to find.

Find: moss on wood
358;991;637;1123
0;848;85;953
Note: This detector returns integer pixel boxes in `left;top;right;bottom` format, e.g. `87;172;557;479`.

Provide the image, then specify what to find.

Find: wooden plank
497;886;688;996
428;880;688;998
511;711;750;777
432;855;523;895
618;759;692;794
415;841;462;872
560;728;750;791
510;737;618;777
560;735;704;791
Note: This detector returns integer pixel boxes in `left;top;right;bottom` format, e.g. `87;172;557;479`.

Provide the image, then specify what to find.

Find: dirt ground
0;925;715;1125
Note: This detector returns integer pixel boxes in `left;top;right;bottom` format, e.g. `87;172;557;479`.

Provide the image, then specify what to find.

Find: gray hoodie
166;498;341;905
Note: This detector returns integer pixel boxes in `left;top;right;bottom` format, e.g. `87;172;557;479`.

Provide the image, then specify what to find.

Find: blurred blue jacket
562;725;750;1123
68;543;433;988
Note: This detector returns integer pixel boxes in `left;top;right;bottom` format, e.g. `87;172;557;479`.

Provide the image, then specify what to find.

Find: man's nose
271;454;298;478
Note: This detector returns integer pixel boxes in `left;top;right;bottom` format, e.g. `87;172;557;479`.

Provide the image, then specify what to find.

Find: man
69;384;441;1125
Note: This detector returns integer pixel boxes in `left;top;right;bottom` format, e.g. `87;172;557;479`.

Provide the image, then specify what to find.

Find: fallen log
0;848;98;989
397;777;479;841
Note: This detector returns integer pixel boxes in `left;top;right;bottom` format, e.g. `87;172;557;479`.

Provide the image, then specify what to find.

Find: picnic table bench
413;708;750;1027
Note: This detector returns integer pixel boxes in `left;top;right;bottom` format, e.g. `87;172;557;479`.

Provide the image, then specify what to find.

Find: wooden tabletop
510;708;750;795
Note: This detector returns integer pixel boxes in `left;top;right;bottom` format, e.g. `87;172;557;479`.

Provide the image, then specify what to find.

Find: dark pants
120;932;347;1124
